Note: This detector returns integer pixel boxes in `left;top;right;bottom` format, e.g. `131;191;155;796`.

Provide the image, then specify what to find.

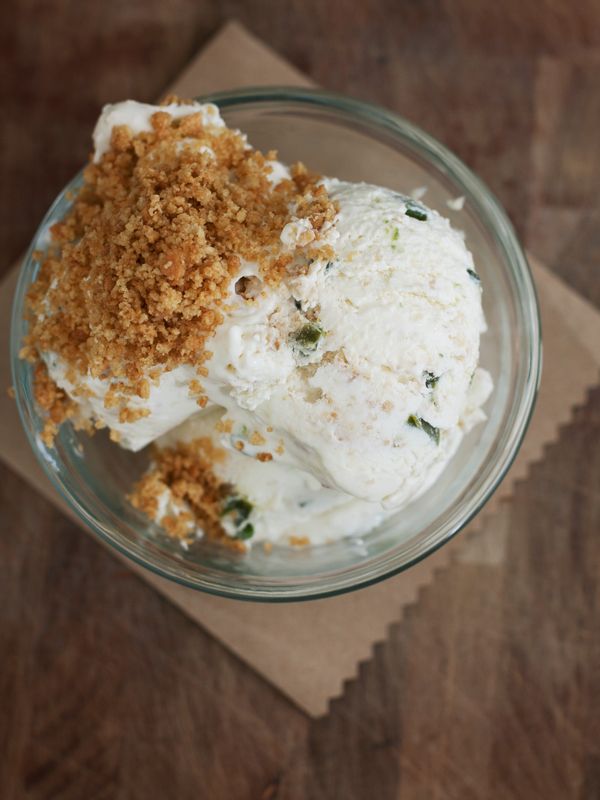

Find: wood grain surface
1;2;600;798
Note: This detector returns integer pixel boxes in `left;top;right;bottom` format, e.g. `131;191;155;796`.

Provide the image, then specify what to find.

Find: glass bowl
10;87;541;601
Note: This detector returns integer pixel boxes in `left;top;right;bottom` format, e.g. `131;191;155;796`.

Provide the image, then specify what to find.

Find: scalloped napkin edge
1;21;599;717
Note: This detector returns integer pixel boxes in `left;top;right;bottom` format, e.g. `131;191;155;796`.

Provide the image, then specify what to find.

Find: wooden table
2;2;600;797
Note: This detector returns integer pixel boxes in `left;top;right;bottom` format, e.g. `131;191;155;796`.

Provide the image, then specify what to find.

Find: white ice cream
41;100;493;546
200;179;492;507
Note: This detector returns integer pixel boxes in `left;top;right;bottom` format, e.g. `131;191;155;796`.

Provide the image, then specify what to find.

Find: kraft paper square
1;21;598;716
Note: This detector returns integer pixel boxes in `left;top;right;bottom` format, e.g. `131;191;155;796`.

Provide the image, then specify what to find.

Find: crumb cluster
32;362;78;447
129;436;248;552
23;97;336;420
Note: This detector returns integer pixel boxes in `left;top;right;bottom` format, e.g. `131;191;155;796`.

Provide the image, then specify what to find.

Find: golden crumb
40;421;58;448
275;439;285;456
215;417;233;434
249;430;266;446
162;512;194;541
256;452;273;462
234;440;245;452
128;470;163;518
33;362;77;446
289;535;310;547
72;385;97;399
118;406;151;424
136;379;150;399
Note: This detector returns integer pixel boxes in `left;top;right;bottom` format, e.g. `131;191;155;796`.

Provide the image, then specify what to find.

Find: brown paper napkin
2;21;599;717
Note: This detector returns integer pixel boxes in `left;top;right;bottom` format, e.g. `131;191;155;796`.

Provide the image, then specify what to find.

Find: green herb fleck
467;268;481;283
325;261;334;273
392;227;399;241
290;322;324;353
293;297;302;311
407;415;440;445
236;523;254;541
221;496;253;526
405;201;428;221
424;371;439;390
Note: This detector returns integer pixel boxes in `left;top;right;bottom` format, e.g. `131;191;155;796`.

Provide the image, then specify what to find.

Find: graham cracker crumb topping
32;362;77;447
130;436;247;551
24;98;336;436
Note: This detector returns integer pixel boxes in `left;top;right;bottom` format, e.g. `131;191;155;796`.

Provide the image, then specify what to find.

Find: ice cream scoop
201;179;492;507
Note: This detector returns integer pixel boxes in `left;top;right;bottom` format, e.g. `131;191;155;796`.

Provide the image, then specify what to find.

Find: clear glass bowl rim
10;86;542;602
